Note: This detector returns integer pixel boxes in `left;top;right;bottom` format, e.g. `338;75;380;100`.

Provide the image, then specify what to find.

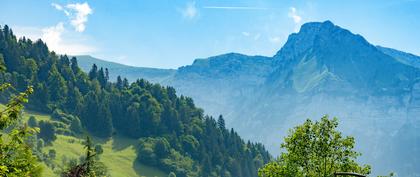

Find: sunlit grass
22;108;167;177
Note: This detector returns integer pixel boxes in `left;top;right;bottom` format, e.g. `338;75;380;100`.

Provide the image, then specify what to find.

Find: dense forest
0;25;271;177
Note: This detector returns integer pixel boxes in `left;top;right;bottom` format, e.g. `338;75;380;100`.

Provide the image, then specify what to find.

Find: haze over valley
77;21;420;176
2;1;420;176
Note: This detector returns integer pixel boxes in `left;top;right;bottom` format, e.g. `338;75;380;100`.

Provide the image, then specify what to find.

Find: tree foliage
0;65;42;175
38;120;56;144
0;25;271;177
259;116;371;177
62;136;108;177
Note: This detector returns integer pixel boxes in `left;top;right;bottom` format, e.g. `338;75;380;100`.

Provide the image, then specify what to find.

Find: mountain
167;53;274;117
78;21;420;176
377;46;420;69
75;55;175;83
0;25;271;177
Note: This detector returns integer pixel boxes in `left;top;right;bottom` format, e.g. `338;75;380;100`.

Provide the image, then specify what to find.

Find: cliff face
77;21;420;176
166;21;420;176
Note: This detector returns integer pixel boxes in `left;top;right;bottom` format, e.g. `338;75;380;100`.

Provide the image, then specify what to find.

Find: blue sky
1;0;419;68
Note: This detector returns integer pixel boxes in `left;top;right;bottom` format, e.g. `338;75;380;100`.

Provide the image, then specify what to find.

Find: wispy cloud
269;36;282;44
288;7;302;24
41;22;95;54
14;23;96;55
288;7;302;32
14;2;95;55
203;6;269;10
241;32;261;41
42;22;65;47
181;1;198;19
52;2;93;32
66;2;92;32
51;3;63;11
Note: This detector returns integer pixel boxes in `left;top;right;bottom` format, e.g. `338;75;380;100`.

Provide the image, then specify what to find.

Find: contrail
203;6;269;10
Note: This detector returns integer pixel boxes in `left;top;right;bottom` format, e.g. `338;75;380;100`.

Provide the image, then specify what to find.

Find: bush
69;117;83;134
155;138;170;158
48;149;56;159
168;172;176;177
95;144;103;155
51;109;78;124
27;116;38;127
38;120;56;144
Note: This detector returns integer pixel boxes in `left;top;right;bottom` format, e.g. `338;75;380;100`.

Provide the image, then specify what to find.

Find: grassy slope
19;107;167;177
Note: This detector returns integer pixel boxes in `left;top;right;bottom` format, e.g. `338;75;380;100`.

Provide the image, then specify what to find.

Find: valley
76;21;420;176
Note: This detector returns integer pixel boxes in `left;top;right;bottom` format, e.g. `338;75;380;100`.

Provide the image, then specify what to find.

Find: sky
0;0;419;69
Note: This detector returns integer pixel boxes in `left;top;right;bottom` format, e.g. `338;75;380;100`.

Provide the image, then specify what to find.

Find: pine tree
217;115;226;130
70;57;79;74
116;75;123;89
47;65;67;102
105;68;109;81
97;67;106;88
80;91;113;138
88;64;98;80
122;78;129;88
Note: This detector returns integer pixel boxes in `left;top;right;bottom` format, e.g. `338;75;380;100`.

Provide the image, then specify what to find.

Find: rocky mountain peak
274;21;371;60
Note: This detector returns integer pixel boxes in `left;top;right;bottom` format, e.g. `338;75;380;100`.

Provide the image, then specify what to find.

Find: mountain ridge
75;55;176;83
76;21;420;176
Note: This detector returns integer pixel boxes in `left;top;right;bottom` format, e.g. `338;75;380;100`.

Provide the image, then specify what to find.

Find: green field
20;108;167;177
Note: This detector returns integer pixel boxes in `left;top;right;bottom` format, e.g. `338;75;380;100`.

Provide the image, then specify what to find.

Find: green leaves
0;85;42;177
259;116;371;177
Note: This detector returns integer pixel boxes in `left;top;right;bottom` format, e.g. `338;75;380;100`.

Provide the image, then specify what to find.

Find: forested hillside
0;25;271;177
91;21;418;176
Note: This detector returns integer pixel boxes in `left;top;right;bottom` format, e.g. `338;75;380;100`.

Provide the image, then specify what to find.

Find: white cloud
66;2;92;32
52;2;92;32
51;3;70;16
288;7;302;24
42;22;65;48
288;7;302;32
242;32;250;37
181;1;198;19
13;26;43;40
41;23;96;54
23;2;96;55
14;23;96;55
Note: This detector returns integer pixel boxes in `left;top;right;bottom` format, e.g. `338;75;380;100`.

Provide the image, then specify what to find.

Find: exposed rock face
166;21;420;176
77;21;420;176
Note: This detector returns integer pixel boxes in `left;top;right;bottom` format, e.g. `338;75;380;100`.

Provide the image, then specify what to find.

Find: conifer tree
217;115;226;130
47;65;67;102
88;64;98;80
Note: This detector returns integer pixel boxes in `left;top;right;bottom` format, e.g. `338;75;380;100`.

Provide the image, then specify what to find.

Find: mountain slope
166;53;273;118
0;25;271;177
377;46;420;69
75;21;420;176
75;55;175;83
270;21;418;94
235;22;420;176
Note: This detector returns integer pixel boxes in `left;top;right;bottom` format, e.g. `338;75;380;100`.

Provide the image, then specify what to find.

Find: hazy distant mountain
377;46;420;69
166;53;274;117
77;21;420;176
75;55;175;83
